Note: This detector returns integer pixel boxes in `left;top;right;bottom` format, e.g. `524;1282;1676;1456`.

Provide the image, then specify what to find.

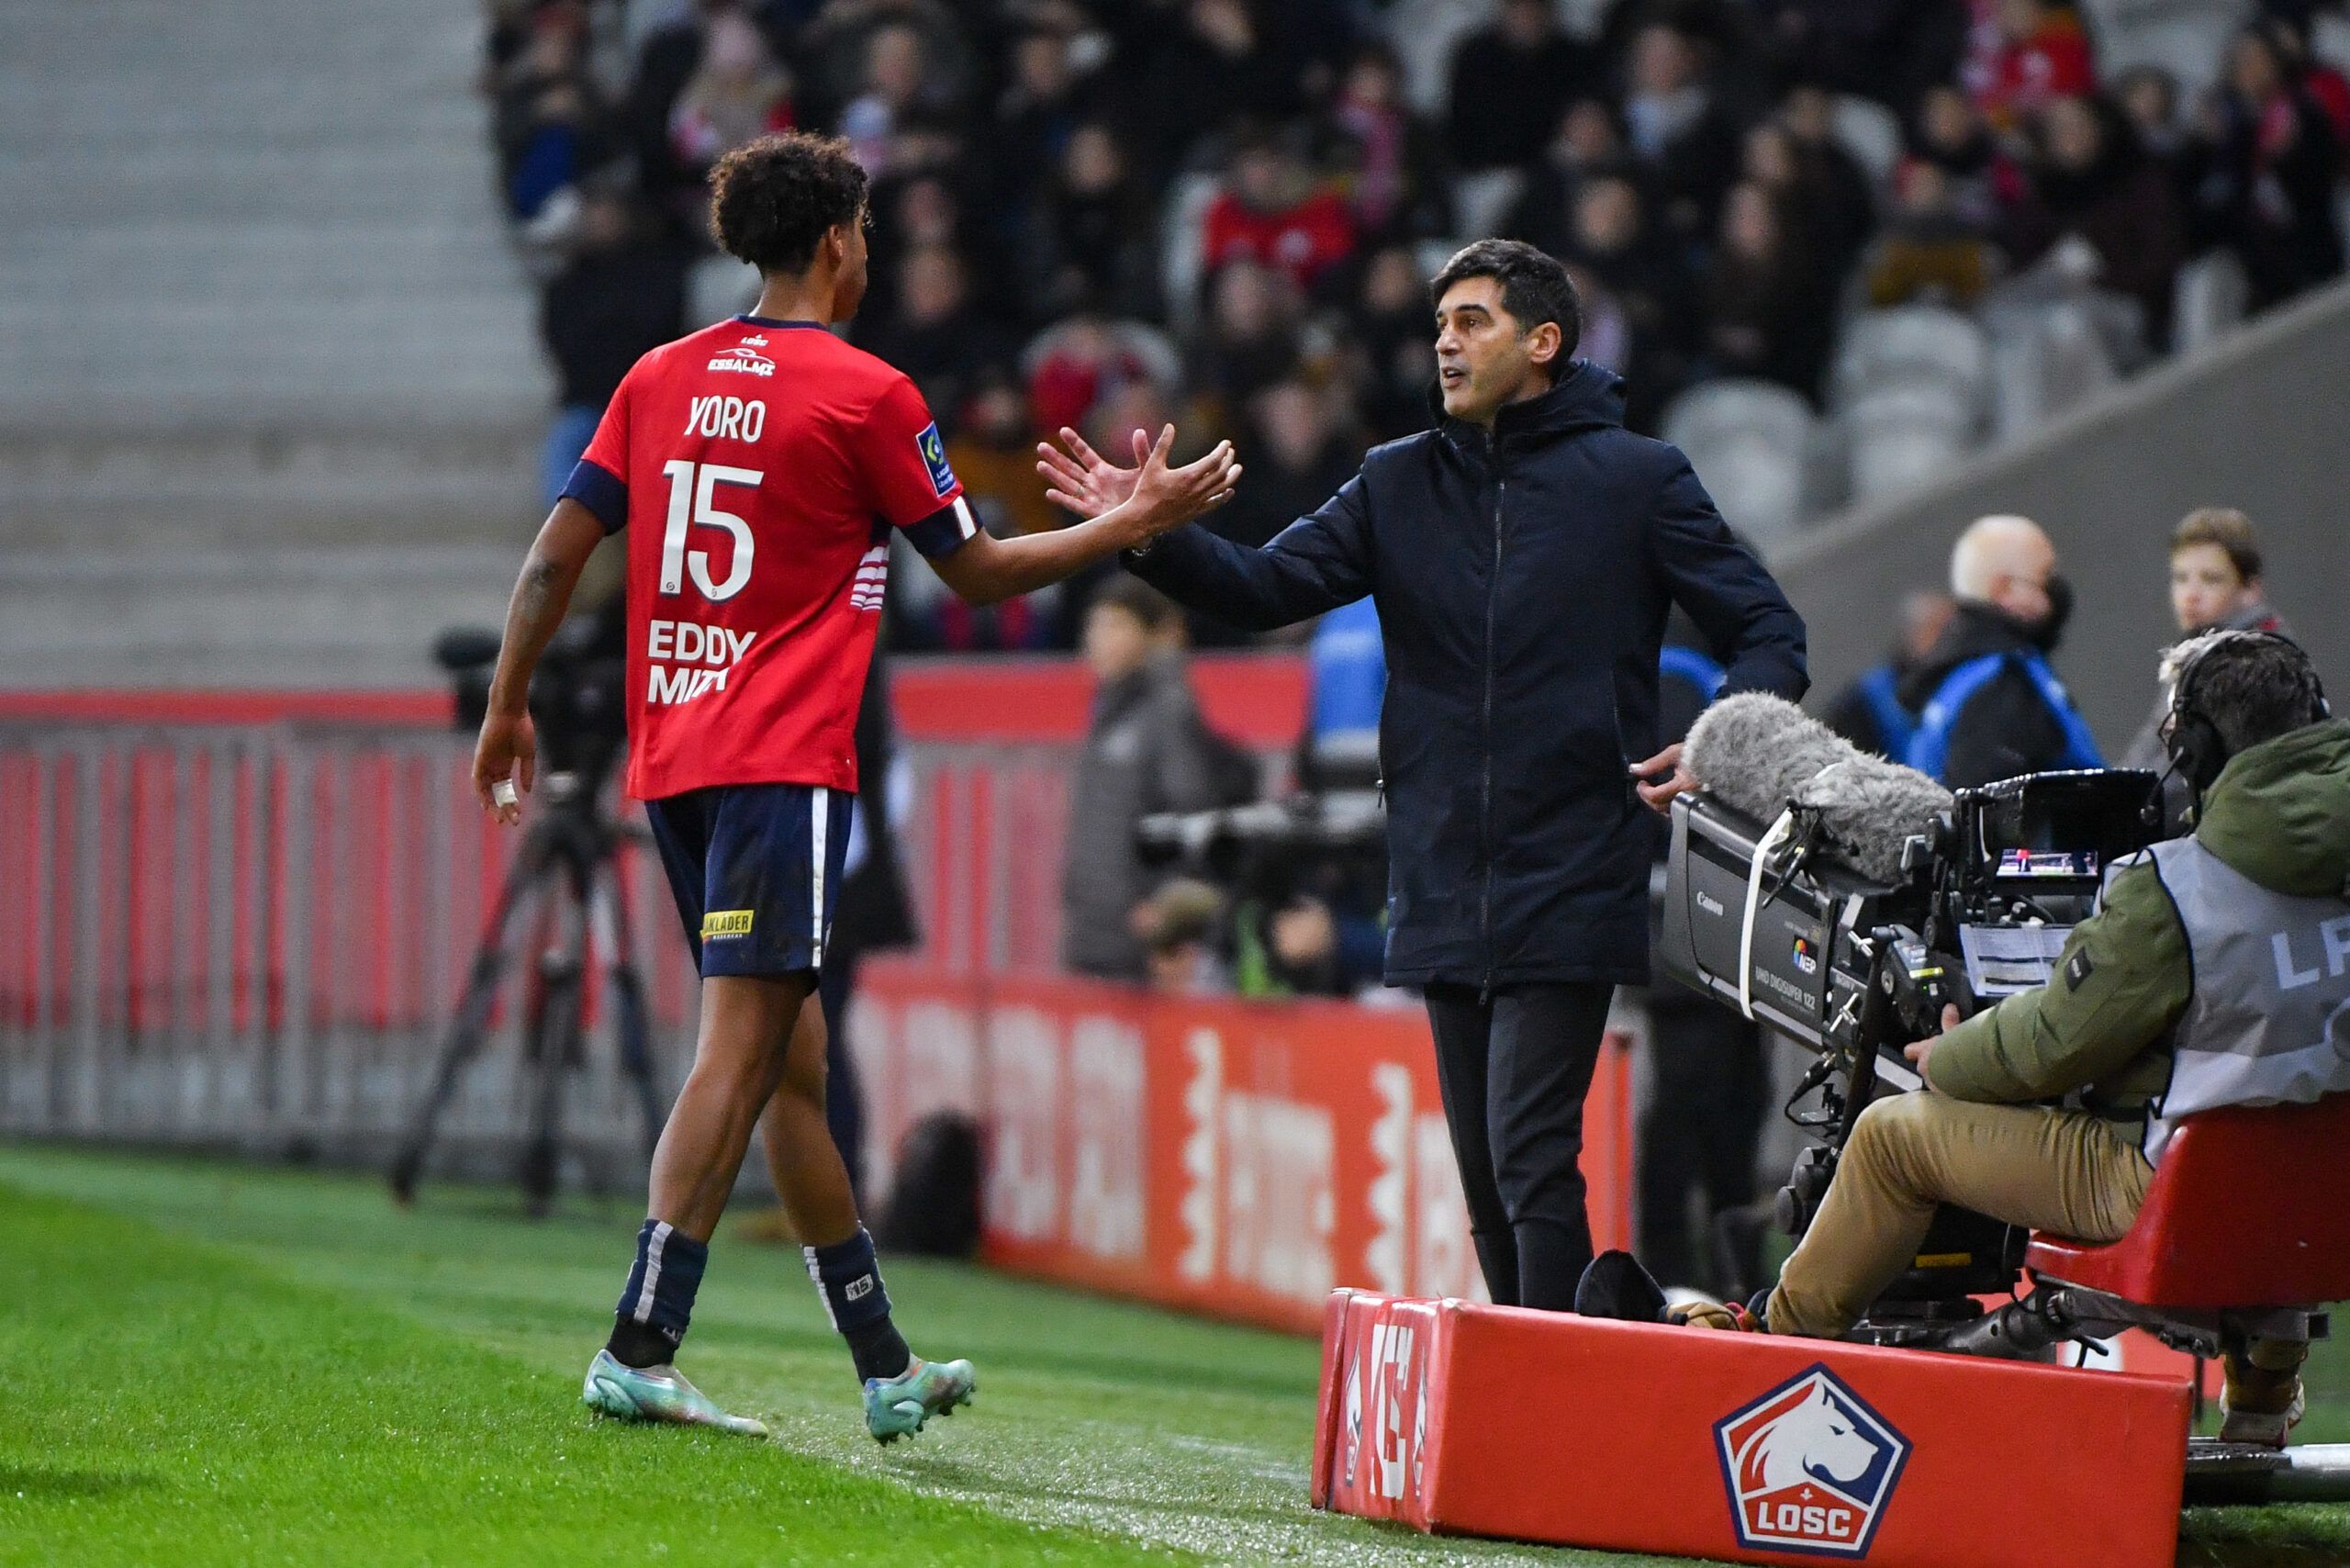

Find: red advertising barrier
1312;1289;2190;1566
847;959;1634;1335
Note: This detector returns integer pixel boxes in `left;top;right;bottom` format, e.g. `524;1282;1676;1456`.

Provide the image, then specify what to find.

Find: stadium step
0;0;555;684
0;545;526;690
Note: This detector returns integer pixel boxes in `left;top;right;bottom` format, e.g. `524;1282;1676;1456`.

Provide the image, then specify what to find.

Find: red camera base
1311;1289;2189;1567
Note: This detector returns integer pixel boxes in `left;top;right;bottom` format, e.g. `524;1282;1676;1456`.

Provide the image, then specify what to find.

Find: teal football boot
862;1356;977;1444
581;1349;769;1438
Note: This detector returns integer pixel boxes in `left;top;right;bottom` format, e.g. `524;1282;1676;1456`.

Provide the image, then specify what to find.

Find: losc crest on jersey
1714;1364;1909;1558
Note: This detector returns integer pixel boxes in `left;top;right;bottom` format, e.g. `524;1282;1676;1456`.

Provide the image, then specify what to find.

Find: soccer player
469;132;1238;1442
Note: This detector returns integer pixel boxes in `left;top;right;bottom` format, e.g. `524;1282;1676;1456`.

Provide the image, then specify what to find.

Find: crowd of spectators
487;0;2350;654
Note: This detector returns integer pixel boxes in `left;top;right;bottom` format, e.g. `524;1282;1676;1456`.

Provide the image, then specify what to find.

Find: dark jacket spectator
857;245;1017;431
1821;590;1953;757
1445;0;1597;170
1911;83;2009;229
1061;583;1241;980
494;10;612;221
1751;0;1968;113
990;26;1091;217
1131;361;1808;989
1777;85;1883;276
2002;94;2187;342
1622;21;1750;239
539;196;688;410
1560;172;1696;424
1898;599;2087;787
1704;183;1833;398
1035;125;1161;320
1325;43;1455;241
1190;260;1304;409
1108;0;1304;186
1344;246;1439;441
2192;25;2345;308
1501;98;1630;256
1213;379;1362;553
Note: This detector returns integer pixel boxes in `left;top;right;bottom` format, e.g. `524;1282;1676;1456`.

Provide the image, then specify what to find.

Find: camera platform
1311;1288;2190;1567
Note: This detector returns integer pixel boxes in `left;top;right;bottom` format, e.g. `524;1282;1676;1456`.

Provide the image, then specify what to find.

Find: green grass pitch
2;1147;2345;1566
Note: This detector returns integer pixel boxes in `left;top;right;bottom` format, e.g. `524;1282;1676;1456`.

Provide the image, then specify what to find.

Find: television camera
389;606;662;1214
1654;694;2156;1338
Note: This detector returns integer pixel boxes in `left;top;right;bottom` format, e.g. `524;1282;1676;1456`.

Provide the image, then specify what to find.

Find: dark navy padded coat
1130;363;1808;989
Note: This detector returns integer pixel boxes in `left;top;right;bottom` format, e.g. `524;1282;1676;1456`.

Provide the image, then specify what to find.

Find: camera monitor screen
1972;770;2157;883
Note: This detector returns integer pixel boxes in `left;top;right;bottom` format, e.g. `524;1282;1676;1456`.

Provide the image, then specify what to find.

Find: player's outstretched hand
474;710;536;826
1036;425;1141;520
1123;426;1240;544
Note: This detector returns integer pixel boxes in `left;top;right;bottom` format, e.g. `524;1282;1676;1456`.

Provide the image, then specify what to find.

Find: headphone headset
2164;631;2329;798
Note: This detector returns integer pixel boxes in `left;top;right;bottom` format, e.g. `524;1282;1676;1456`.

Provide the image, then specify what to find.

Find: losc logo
1360;1320;1419;1501
1716;1365;1909;1558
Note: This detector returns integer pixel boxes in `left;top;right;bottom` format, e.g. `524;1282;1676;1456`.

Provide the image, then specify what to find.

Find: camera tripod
389;769;666;1215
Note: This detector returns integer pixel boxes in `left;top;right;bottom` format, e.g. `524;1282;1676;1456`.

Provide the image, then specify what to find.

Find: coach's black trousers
1424;981;1613;1311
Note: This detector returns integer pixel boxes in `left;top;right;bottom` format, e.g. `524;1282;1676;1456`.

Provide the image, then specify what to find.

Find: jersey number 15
657;459;760;601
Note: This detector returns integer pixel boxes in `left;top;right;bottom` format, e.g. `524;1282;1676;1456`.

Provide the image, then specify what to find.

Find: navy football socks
805;1227;912;1383
606;1218;708;1368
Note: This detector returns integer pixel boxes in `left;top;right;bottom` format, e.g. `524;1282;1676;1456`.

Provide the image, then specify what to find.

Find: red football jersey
565;315;973;801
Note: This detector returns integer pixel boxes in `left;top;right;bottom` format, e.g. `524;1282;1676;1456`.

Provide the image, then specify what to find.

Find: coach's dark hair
1429;239;1581;360
709;132;868;275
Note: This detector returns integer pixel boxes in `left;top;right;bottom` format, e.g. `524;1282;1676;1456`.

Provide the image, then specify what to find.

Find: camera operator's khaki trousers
1766;1092;2154;1339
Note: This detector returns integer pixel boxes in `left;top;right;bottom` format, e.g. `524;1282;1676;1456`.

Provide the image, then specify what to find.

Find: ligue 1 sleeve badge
1714;1364;1910;1557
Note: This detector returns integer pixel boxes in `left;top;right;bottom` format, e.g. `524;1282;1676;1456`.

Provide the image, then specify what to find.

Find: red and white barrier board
1312;1289;2190;1567
847;961;1634;1335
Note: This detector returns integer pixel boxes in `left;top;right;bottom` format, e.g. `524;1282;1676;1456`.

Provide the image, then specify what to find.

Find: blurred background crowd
490;0;2350;650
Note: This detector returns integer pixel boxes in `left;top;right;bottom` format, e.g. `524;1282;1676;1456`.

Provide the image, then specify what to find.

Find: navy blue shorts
643;783;854;978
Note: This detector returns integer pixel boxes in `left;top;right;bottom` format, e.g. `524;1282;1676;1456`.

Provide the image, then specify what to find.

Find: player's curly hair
709;132;868;275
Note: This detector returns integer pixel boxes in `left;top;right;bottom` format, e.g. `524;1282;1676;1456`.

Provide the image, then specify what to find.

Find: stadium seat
1158;172;1225;331
688;254;759;329
2081;0;2253;94
2172;251;2250;355
2024;1093;2350;1310
1831;95;1904;186
1831;306;1990;418
1453;169;1526;241
1660;379;1818;548
1987;297;2121;442
1844;384;1979;498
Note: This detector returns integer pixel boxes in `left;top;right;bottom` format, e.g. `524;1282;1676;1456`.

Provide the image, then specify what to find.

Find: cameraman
1736;633;2349;1447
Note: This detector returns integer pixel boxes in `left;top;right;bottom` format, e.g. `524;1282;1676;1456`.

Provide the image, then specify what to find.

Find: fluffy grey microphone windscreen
1683;694;1953;883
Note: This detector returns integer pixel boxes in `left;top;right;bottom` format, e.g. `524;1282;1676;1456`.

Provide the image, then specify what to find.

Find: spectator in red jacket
1198;130;1357;295
1975;0;2096;133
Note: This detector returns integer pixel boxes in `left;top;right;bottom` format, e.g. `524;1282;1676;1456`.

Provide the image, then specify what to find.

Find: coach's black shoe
1575;1249;1669;1322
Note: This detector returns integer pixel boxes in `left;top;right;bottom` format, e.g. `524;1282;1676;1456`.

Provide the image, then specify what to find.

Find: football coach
1039;240;1807;1310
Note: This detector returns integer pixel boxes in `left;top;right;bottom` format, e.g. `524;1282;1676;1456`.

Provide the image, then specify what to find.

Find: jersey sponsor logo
645;621;755;707
708;342;777;377
1716;1365;1909;1557
702;909;755;939
916;421;956;497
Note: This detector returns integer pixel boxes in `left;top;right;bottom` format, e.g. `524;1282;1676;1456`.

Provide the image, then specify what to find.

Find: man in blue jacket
1038;240;1807;1310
